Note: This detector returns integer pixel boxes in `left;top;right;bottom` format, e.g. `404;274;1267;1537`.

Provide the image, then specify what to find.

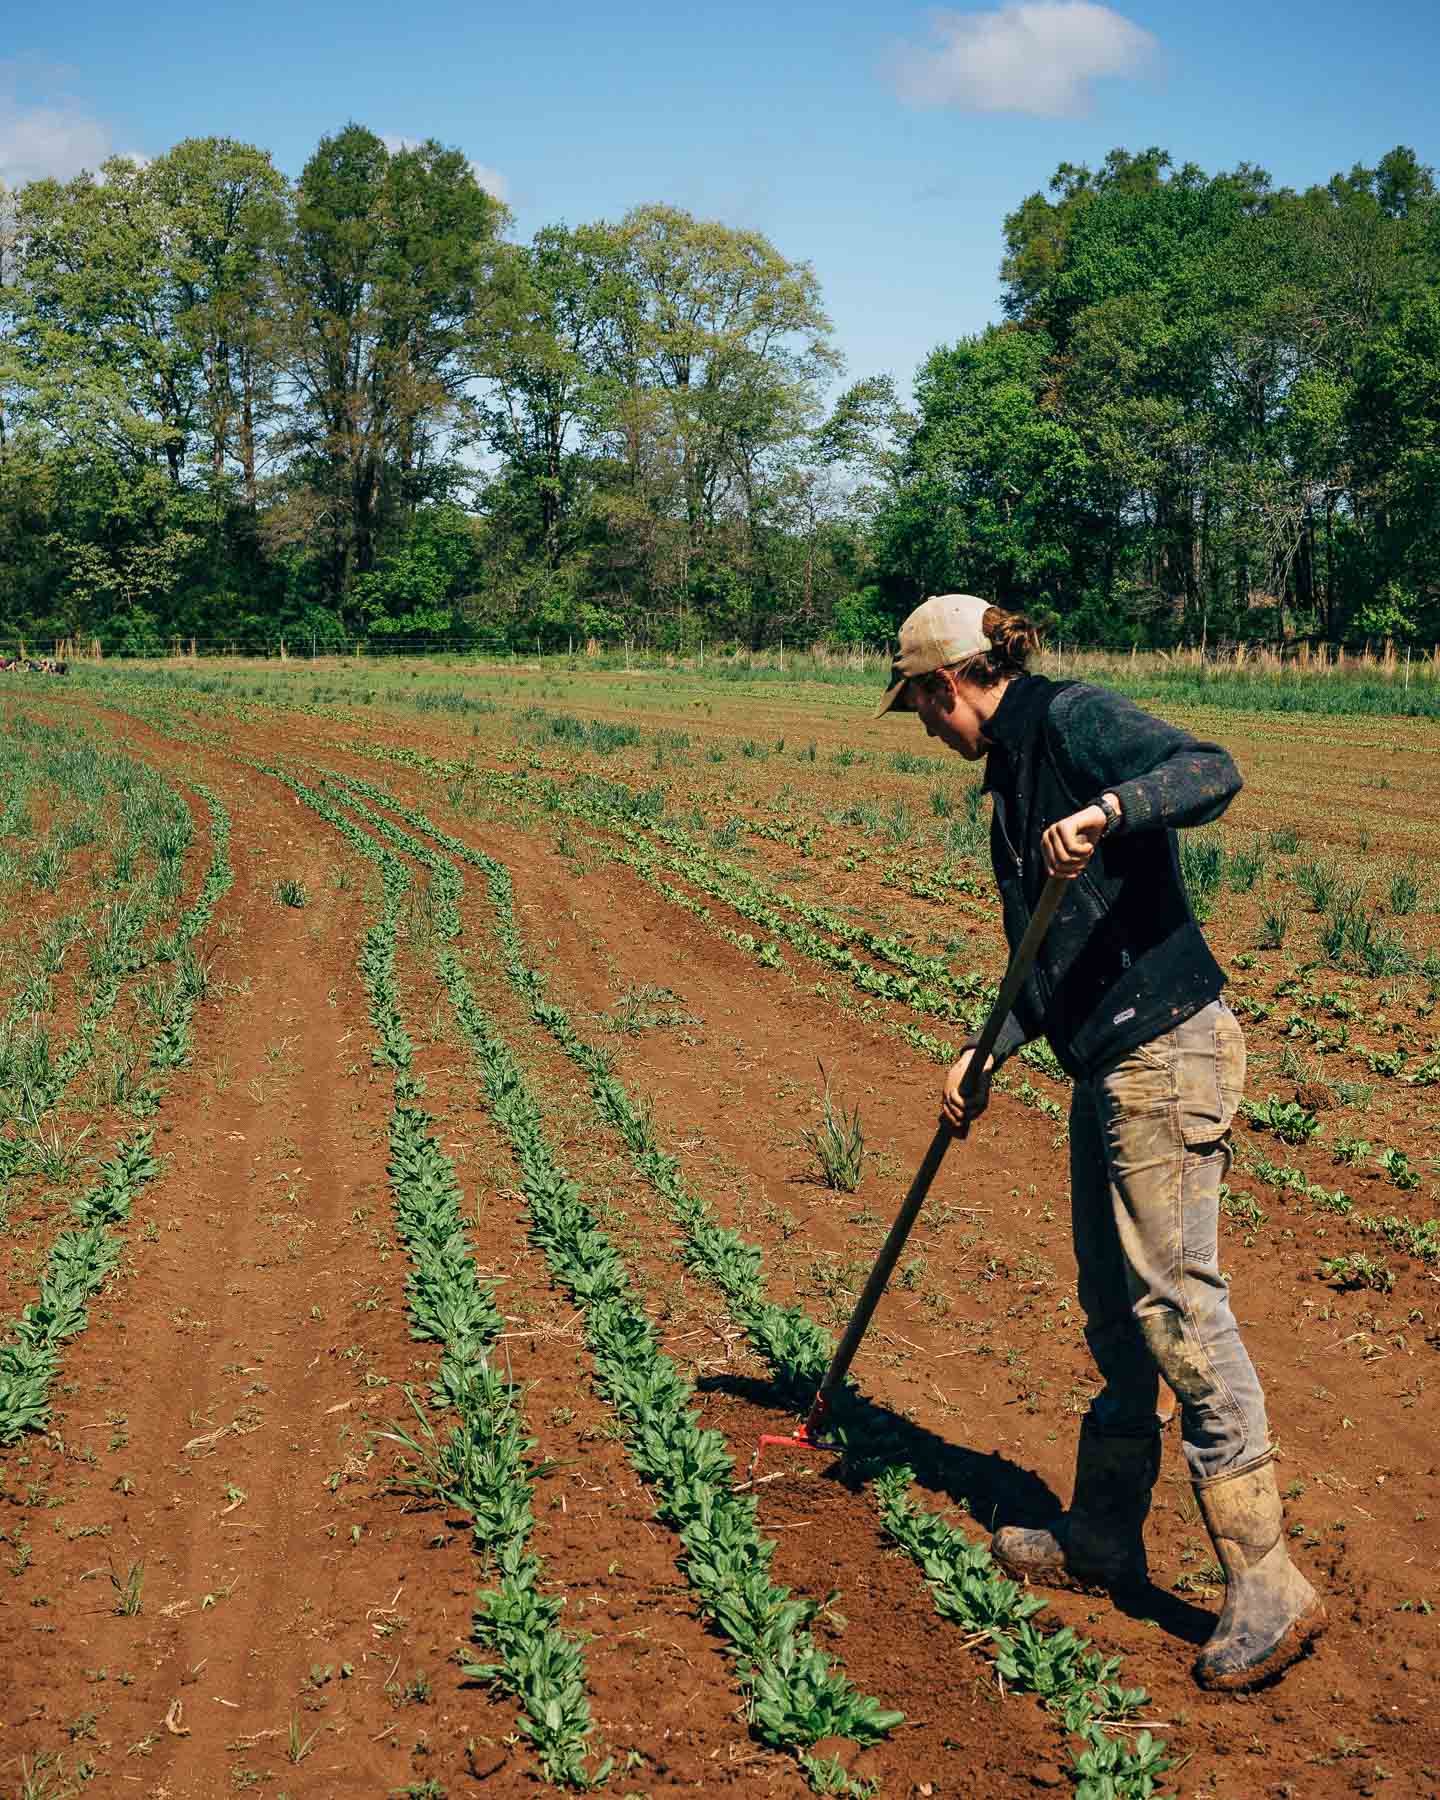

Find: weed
1390;864;1422;916
109;1558;144;1615
22;1122;94;1183
1180;834;1224;921
1267;827;1300;854
803;1064;867;1192
287;1716;319;1763
1227;840;1266;892
274;877;308;908
1295;858;1344;912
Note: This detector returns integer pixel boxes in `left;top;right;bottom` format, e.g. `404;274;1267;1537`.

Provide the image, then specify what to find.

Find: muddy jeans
1070;998;1269;1480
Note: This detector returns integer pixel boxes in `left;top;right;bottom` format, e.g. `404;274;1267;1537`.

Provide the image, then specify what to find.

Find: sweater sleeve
1048;683;1242;834
964;1008;1028;1071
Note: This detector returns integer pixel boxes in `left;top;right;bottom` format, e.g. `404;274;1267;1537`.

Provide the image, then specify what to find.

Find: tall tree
149;137;289;509
281;125;505;604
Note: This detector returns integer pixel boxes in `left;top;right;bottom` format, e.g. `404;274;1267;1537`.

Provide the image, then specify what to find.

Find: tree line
0;128;1436;654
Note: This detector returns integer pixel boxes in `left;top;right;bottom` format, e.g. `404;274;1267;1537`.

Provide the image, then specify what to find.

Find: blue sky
3;1;1437;397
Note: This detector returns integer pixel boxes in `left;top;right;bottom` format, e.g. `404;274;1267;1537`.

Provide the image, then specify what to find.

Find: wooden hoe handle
807;873;1069;1425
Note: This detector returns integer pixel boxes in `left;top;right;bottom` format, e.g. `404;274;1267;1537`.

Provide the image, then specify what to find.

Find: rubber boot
991;1417;1162;1593
1192;1449;1326;1690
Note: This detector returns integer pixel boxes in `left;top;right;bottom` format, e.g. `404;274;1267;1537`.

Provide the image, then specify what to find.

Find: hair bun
982;606;1042;673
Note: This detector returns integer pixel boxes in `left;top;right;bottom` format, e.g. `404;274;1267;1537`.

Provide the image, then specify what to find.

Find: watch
1093;794;1122;837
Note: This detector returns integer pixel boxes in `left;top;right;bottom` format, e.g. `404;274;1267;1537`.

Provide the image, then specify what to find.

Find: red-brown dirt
1;679;1436;1800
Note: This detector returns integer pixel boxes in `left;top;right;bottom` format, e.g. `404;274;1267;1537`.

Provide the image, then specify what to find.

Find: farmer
877;593;1324;1691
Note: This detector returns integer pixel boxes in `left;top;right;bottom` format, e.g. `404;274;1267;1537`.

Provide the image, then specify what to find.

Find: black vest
984;677;1226;1079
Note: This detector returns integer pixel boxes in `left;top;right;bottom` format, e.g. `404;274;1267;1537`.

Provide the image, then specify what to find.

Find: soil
0;678;1436;1800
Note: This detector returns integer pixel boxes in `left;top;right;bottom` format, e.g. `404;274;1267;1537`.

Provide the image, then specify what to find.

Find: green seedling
804;1063;867;1192
1318;1252;1395;1293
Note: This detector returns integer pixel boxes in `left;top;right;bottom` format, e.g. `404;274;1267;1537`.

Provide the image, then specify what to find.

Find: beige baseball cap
875;593;992;717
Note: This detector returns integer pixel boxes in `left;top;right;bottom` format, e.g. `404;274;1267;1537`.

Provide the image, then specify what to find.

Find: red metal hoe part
744;874;1068;1484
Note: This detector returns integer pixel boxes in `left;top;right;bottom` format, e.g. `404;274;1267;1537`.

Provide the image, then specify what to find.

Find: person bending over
876;593;1324;1691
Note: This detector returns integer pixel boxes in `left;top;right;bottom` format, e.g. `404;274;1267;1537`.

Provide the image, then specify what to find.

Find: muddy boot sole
1193;1598;1327;1692
992;1529;1145;1598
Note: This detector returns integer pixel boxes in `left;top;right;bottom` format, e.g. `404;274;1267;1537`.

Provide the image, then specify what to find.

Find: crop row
317;768;1175;1799
0;1133;162;1444
0;773;234;1442
0;737;216;1144
344;744;1002;1013
253;762;611;1786
301;767;910;1792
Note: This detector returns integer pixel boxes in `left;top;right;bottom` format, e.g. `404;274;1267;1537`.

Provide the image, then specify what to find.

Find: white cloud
382;133;508;202
0;98;145;186
467;161;509;202
888;1;1158;117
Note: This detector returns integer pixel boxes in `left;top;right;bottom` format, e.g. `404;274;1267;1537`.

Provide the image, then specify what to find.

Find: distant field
49;637;1440;720
1;657;1436;1797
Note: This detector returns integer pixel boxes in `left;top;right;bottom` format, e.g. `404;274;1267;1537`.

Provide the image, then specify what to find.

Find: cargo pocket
1178;1004;1242;1153
1215;1003;1246;1129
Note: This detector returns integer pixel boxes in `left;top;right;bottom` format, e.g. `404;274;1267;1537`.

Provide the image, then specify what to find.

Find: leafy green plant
1376;1147;1421;1191
0;1132;161;1444
1332;1136;1372;1167
1240;1095;1321;1144
1318;1252;1395;1294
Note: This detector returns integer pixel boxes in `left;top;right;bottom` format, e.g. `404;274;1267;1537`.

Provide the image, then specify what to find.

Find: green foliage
4;128;1438;653
1318;1252;1395;1294
1376;1147;1421;1191
1179;834;1224;922
1240;1095;1321;1144
877;1468;1164;1793
803;1066;867;1193
0;1132;161;1443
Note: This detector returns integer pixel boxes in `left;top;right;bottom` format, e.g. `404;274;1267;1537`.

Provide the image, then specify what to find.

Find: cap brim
874;677;910;719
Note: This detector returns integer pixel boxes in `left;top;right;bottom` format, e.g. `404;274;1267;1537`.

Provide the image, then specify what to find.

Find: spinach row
257;761;610;1788
324;769;1175;1800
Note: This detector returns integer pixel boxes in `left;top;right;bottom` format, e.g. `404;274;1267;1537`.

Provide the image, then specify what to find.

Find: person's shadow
698;1370;1214;1648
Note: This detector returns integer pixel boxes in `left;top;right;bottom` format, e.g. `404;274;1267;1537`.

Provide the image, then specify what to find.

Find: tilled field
1;667;1438;1800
